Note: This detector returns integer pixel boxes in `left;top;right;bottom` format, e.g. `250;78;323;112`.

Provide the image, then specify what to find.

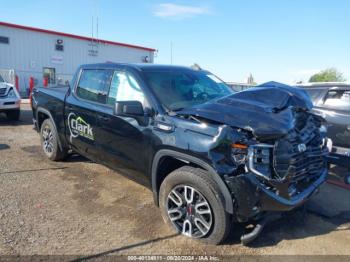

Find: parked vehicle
31;64;329;245
0;74;21;120
298;82;350;184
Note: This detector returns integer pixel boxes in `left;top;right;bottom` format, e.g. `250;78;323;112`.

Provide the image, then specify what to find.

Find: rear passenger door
65;69;113;161
315;89;350;148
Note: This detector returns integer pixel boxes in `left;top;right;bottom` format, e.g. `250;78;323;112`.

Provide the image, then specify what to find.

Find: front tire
6;109;20;121
159;166;231;245
40;118;67;161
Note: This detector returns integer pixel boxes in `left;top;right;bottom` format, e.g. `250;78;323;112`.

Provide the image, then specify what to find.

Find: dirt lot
0;104;349;258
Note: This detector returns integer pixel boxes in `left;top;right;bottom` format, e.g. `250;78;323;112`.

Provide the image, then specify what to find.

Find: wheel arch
151;149;234;214
36;107;63;151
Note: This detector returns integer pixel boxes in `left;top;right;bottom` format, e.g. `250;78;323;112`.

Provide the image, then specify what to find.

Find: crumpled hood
178;84;313;139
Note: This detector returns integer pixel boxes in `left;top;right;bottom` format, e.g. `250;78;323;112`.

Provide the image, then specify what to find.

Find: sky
1;0;350;84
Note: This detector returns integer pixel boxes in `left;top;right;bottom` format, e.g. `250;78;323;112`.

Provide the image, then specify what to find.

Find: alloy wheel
167;185;213;238
42;126;54;155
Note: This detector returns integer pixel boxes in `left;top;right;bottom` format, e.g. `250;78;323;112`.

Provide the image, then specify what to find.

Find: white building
0;21;156;97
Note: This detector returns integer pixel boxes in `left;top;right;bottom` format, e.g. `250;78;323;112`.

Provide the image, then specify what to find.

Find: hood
178;83;313;140
0;82;20;98
0;82;13;89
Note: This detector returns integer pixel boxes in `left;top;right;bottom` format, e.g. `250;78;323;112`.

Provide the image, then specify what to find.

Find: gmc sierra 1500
31;63;329;245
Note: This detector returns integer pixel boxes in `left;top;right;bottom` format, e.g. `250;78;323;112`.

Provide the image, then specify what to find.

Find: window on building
76;69;113;104
324;90;350;111
43;67;56;84
0;36;9;44
107;71;145;106
55;44;64;51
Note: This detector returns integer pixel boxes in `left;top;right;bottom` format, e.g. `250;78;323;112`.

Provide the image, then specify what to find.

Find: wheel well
37;111;50;130
155;156;203;197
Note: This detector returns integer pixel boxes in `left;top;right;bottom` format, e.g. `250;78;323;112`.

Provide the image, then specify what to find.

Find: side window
324;90;350;111
107;71;145;106
76;69;113;104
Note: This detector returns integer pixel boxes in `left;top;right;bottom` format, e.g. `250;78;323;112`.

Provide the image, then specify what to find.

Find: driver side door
95;70;152;187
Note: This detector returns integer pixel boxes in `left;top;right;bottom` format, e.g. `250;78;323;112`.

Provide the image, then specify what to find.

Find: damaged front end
225;110;328;223
179;85;329;222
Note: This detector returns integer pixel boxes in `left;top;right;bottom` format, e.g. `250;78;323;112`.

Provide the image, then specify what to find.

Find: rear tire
159;166;231;245
6;109;20;121
40;118;67;161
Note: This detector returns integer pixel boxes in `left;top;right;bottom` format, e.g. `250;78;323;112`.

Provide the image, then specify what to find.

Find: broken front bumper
225;169;328;222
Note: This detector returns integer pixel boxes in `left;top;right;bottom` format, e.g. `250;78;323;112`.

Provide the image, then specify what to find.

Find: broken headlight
247;144;274;180
231;143;248;165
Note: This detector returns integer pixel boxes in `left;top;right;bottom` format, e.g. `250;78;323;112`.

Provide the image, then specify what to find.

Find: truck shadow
66;153;93;163
71;234;179;261
225;187;350;248
242;208;350;248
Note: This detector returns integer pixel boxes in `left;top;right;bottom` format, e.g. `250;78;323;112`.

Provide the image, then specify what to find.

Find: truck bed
37;85;69;101
32;85;69;149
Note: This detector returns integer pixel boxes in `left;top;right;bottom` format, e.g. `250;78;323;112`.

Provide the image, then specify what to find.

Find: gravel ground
0;104;349;258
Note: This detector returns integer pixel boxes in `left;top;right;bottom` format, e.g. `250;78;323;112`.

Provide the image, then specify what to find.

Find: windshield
0;75;4;83
143;70;234;111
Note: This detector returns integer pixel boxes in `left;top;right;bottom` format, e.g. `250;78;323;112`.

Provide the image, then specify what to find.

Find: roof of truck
80;63;196;72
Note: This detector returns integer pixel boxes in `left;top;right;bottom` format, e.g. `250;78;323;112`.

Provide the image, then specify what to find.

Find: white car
0;75;21;120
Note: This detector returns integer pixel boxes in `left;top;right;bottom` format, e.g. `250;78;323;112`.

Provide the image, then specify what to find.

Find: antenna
96;17;99;44
91;16;94;43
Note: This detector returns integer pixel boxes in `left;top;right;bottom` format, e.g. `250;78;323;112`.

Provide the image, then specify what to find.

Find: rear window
76;69;113;104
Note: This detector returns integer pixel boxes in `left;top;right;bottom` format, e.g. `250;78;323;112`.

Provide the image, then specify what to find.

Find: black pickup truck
31;63;329;245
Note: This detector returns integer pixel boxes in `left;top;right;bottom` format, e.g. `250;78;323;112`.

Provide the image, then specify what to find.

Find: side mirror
114;101;145;117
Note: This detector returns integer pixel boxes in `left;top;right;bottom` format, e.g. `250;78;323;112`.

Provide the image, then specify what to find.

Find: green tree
309;68;346;82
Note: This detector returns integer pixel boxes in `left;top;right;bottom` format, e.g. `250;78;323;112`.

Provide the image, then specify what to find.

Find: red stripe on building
0;21;156;52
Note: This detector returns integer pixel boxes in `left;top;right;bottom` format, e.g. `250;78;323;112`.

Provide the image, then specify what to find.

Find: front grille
0;87;6;96
273;112;327;181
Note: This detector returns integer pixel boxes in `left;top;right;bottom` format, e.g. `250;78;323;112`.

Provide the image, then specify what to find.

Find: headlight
231;143;248;165
7;88;17;99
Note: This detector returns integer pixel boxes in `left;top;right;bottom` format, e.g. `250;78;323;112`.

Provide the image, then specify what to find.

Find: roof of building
0;21;156;52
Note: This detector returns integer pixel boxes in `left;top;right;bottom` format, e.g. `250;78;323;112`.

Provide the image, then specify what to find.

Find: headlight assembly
7;88;17;99
231;143;248;165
